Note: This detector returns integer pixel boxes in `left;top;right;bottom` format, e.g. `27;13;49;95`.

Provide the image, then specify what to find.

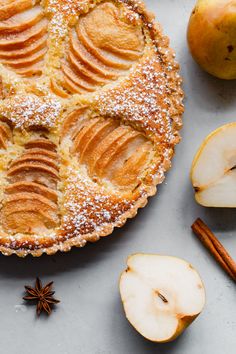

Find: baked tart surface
0;0;184;256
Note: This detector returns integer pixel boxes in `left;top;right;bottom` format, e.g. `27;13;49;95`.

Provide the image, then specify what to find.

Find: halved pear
191;123;236;207
119;254;205;343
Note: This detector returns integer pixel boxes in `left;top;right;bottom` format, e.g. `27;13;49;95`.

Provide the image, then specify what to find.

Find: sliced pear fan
69;29;120;79
1;138;59;234
0;1;48;76
1;192;58;233
58;2;144;95
63;110;153;189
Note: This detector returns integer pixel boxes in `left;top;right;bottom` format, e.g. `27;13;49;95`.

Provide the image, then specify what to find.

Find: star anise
23;277;60;316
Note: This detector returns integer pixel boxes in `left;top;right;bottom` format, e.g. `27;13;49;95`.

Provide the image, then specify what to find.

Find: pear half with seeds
191;123;236;207
119;254;205;343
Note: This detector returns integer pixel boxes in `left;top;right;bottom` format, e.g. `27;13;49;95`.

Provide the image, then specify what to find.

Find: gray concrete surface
0;1;236;353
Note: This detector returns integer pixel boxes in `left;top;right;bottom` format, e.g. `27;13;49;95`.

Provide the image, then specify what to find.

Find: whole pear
187;0;236;79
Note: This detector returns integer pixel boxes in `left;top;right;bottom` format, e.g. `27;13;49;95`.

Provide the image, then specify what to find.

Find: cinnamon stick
191;218;236;282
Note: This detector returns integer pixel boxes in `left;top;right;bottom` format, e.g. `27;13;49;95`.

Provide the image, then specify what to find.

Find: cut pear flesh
119;254;205;343
191;123;236;207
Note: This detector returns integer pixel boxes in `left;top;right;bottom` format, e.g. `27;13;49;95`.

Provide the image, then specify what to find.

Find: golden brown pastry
0;0;184;256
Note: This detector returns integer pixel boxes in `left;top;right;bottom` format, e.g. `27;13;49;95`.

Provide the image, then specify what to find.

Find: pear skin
187;0;236;79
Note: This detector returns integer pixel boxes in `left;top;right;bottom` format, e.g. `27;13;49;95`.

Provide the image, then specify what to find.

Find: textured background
1;1;236;353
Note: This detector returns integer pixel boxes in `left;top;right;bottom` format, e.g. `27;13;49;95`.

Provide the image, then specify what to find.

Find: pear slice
119;254;205;343
191;123;236;207
25;138;57;151
69;29;120;80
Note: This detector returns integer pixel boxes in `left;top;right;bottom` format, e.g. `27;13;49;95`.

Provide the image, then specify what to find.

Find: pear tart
0;0;184;256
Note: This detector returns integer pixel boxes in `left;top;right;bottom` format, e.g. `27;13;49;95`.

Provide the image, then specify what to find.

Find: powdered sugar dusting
46;1;91;41
60;169;140;239
95;54;182;143
0;94;61;129
49;12;67;37
47;0;90;18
